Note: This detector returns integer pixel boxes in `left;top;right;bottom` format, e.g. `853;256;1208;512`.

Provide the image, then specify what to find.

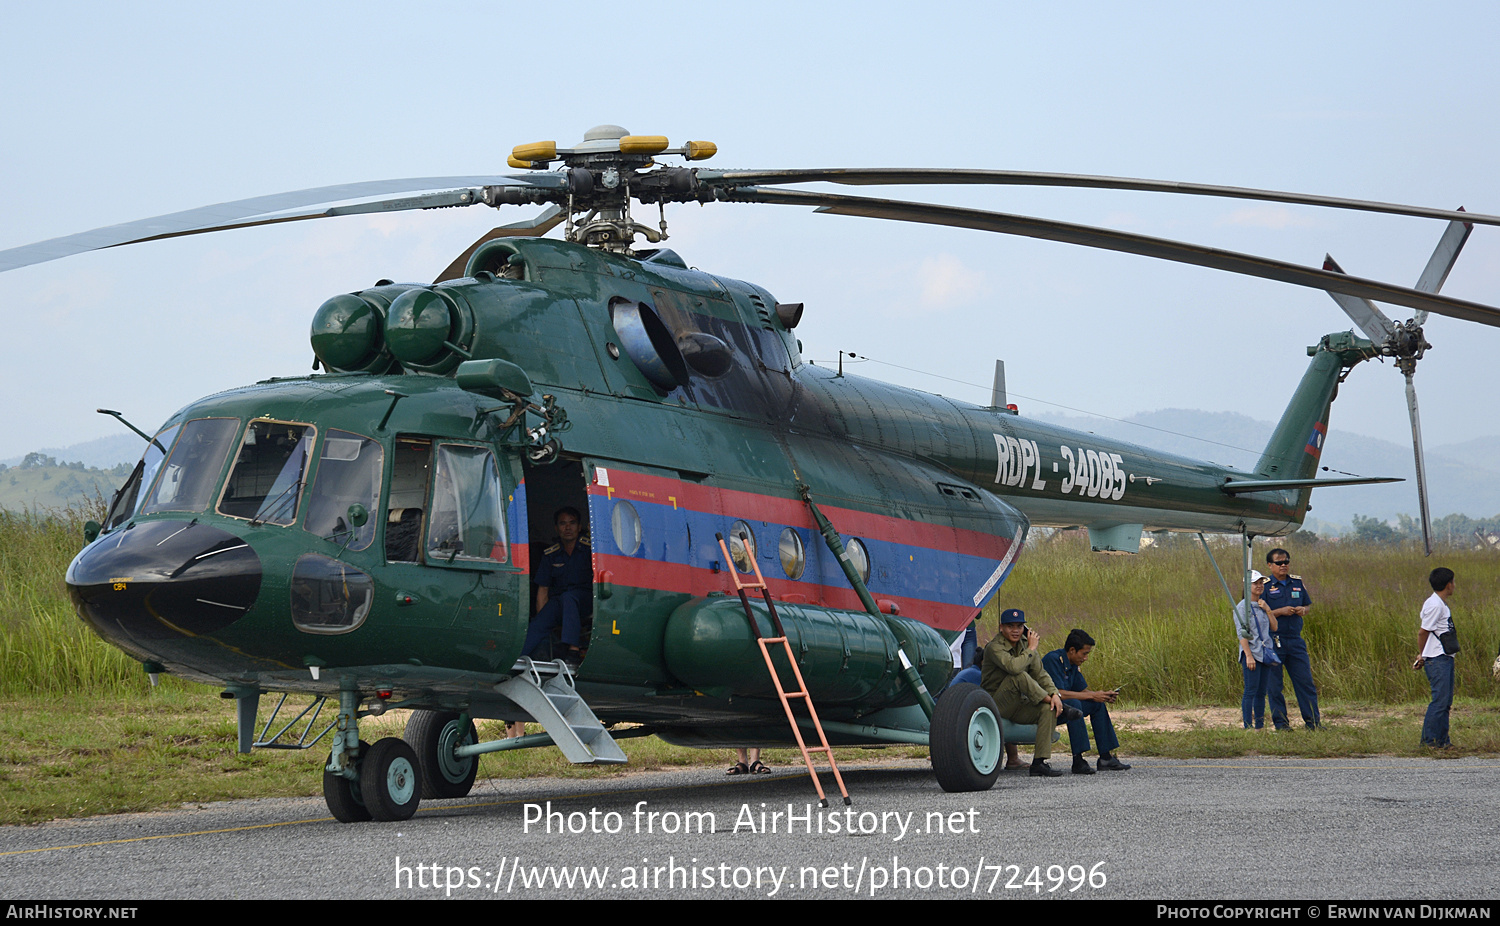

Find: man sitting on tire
980;608;1082;778
1042;628;1131;774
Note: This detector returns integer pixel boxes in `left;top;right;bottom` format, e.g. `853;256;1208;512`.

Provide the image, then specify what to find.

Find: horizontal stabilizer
1219;475;1403;494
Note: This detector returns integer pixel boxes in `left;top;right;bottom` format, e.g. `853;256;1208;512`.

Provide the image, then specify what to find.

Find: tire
361;737;423;822
930;683;1004;792
405;710;479;799
323;739;372;823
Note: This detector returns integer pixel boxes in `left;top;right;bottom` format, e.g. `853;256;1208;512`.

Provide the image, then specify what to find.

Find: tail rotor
1321;211;1472;555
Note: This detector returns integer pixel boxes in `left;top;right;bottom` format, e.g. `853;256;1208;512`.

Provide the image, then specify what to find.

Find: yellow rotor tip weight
512;141;557;163
684;141;718;161
619;135;669;155
507;156;535;170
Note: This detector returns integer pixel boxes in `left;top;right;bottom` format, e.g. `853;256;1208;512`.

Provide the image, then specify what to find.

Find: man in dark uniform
521;507;592;666
1042;628;1131;774
1262;548;1320;729
981;608;1081;778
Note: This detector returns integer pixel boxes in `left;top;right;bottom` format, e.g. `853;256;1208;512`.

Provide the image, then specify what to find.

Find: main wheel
930;683;1004;792
405;710;479;799
323;739;372;823
361;737;423;821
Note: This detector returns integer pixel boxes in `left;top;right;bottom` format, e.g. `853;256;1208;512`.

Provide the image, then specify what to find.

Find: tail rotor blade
1412;209;1473;323
1321;254;1397;341
1405;373;1434;555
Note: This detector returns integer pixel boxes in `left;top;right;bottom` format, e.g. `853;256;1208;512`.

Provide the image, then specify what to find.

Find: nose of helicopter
66;520;262;649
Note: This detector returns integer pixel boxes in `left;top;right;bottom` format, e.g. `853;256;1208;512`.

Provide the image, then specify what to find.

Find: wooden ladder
716;532;850;807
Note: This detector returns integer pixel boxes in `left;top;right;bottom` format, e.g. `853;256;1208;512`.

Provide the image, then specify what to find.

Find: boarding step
494;659;627;765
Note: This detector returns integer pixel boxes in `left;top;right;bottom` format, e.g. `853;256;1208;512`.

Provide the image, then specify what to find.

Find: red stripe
589;468;1014;560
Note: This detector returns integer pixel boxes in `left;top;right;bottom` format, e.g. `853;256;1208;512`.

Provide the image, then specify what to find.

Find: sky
2;2;1499;526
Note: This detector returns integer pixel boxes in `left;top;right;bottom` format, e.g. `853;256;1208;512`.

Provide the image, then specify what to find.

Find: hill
0;453;127;514
1033;409;1500;532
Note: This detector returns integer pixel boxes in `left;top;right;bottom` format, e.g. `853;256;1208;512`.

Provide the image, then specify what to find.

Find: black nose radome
67;520;262;646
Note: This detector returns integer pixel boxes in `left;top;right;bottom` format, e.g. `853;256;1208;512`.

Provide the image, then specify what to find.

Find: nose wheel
322;690;426;823
360;738;423;821
323;739;372;823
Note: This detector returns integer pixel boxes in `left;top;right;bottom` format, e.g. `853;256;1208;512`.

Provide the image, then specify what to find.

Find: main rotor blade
434;205;565;283
0;174;562;273
700;168;1500;228
727;187;1500;328
1406;373;1433;556
1321;255;1397;342
1412;210;1473;324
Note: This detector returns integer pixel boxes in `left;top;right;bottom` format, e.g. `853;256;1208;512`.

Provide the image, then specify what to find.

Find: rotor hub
504;127;717;254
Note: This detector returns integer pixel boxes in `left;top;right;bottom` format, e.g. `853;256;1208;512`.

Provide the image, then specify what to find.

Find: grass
986;532;1500;704
1;510;1497;824
0;506;150;696
1109;699;1500;759
0;687;926;825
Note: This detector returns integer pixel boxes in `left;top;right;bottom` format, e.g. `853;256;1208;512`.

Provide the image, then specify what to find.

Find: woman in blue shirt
1233;571;1281;730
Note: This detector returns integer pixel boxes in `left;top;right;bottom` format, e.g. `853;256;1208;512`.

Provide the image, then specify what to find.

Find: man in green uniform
981;608;1081;777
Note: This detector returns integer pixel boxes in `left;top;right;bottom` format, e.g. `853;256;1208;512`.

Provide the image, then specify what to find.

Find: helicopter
4;124;1498;820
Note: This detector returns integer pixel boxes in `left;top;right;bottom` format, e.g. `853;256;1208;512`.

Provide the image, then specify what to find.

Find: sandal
726;762;750;775
748;760;772;775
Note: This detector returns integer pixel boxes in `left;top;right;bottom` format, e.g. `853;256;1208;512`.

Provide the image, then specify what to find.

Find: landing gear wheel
361;737;423;821
930;683;1003;792
405;710;479;799
323;739;372;823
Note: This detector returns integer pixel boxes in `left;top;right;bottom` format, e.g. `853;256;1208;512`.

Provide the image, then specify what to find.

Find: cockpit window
218;420;316;525
139;418;240;516
425;444;507;565
103;423;182;531
303;430;382;551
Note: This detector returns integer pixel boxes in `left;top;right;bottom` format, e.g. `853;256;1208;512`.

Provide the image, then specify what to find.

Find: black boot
1029;758;1064;778
1072;756;1096;775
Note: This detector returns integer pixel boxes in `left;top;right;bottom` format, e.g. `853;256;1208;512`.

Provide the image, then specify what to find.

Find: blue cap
1000;608;1026;624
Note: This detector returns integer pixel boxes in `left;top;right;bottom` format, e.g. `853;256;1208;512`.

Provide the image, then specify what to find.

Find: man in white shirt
1415;567;1457;749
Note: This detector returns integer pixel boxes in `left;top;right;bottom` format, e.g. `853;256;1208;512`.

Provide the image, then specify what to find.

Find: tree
1350;514;1402;545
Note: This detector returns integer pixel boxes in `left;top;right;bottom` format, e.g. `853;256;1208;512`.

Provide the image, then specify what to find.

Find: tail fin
1254;332;1378;511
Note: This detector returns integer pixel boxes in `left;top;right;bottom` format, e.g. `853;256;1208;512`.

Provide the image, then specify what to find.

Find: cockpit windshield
138;418;240;515
218;420;316;525
102;423;182;531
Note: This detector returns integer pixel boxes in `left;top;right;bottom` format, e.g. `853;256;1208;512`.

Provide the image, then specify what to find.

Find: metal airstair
495;659;627;764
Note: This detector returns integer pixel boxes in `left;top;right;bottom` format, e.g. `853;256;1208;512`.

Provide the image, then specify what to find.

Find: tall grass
986;532;1500;705
2;509;1496;704
0;506;146;695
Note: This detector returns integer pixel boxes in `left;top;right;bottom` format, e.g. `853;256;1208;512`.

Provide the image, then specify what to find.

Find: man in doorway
1416;567;1457;749
1043;629;1131;774
981;609;1081;778
521;507;592;667
1263;548;1320;730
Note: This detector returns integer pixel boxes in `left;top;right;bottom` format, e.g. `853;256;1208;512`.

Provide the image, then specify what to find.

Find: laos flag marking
1305;421;1326;459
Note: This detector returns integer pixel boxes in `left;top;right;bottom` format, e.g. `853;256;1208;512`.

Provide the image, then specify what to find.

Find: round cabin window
845;537;871;585
779;527;806;580
612;499;642;556
728;520;756;573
